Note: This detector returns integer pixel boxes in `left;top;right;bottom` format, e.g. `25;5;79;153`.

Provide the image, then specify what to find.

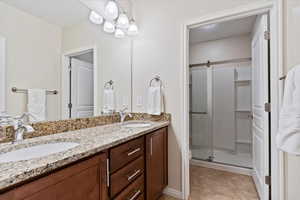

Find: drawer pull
127;190;141;200
150;137;153;156
106;159;110;187
127;169;141;181
127;148;141;156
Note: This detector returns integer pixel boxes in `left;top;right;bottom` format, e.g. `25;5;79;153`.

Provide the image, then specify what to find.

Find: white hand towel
276;65;300;155
103;88;115;114
147;86;162;115
27;89;46;122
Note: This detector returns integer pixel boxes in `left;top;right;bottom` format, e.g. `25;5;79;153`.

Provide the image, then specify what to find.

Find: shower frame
189;57;253;166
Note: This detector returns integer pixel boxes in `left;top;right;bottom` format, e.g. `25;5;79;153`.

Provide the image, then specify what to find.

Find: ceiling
0;0;132;27
1;0;90;27
189;16;257;44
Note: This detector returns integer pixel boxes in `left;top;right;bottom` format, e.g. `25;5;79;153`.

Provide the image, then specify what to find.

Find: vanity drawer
110;137;144;173
110;156;144;197
114;175;144;200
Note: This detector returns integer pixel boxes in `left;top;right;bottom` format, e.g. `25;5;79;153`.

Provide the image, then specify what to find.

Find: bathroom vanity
0;121;168;200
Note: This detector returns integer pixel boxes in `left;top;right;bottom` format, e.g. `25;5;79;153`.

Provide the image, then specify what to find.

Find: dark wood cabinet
110;137;144;173
0;153;109;200
146;128;168;200
114;175;144;200
110;156;144;197
0;127;168;200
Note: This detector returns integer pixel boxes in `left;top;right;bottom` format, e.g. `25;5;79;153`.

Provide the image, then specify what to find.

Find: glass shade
115;28;125;38
89;11;103;25
127;20;139;36
104;0;119;21
103;21;115;33
117;13;129;29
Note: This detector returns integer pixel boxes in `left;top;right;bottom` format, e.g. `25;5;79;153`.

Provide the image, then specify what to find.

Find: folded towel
276;65;300;155
27;104;46;122
103;88;115;114
27;89;46;122
147;86;162;115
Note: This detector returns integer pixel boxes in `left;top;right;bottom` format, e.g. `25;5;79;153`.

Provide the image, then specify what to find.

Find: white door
251;14;269;200
71;58;94;118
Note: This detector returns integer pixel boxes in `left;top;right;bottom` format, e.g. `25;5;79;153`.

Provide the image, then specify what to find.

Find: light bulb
103;21;115;33
104;0;119;21
117;13;129;29
89;11;103;25
115;28;125;38
127;20;139;36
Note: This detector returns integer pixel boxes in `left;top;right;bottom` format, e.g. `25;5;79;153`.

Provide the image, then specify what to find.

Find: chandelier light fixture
87;0;139;38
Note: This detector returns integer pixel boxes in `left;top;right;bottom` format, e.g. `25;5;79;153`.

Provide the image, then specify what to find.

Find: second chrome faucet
118;107;132;123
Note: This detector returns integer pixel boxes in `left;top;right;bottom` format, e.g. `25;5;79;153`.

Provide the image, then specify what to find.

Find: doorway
188;14;269;199
61;47;97;119
182;2;283;199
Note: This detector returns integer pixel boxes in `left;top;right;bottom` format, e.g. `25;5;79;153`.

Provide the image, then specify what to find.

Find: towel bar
279;75;286;80
11;87;58;95
104;80;114;89
149;75;163;87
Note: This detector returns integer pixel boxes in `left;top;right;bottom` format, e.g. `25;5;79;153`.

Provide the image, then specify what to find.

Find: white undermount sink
123;122;151;128
0;142;79;163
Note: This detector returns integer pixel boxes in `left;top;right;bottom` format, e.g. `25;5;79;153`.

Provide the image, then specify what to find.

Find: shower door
190;64;235;162
190;66;213;161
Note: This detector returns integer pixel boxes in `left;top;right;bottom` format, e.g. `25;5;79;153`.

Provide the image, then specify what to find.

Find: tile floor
160;165;259;200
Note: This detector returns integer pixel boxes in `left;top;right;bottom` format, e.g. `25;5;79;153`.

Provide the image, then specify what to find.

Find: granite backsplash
0;113;171;143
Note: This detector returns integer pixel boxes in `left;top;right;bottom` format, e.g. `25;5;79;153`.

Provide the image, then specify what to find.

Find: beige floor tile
160;166;259;200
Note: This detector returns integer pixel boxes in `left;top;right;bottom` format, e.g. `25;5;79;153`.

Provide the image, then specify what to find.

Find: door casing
61;46;98;119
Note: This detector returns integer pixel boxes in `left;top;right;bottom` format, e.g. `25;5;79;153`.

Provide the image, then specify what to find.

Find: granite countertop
0;120;169;191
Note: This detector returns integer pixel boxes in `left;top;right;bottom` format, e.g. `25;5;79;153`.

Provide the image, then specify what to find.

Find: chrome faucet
0;112;35;143
118;107;132;123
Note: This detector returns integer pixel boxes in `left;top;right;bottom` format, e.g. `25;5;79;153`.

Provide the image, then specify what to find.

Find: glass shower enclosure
190;61;252;169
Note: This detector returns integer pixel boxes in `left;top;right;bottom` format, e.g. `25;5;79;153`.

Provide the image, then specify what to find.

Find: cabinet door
0;153;108;200
146;128;168;200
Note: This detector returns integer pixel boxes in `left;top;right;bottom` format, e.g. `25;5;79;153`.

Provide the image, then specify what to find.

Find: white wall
0;2;62;120
283;0;300;199
131;0;265;192
190;34;252;64
0;36;5;113
62;21;132;113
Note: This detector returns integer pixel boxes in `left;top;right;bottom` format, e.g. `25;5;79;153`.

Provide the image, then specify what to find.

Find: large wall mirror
0;0;133;121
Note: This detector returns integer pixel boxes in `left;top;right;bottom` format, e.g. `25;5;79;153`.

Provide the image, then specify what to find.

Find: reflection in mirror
0;0;134;122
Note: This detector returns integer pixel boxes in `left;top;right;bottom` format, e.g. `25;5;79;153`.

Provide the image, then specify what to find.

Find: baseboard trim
190;159;253;176
163;187;183;199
